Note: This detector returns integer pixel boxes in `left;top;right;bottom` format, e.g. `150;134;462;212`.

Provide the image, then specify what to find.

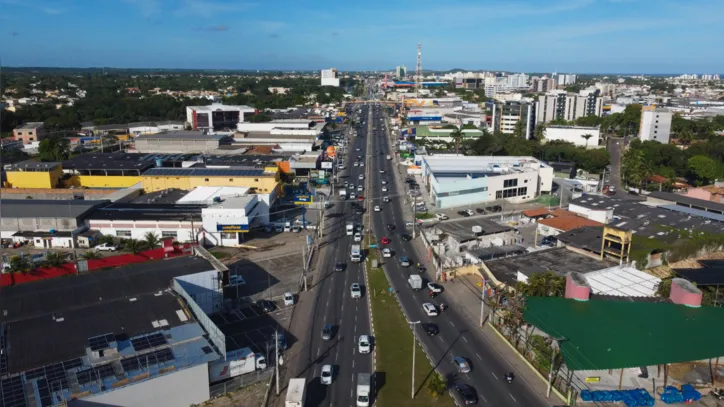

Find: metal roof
648;191;724;214
583;265;661;297
524;297;724;370
143;168;268;177
0;199;107;219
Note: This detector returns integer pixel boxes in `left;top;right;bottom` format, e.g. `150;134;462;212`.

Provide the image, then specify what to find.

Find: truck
356;373;371;407
386;154;391;160
346;222;354;236
408;275;423;290
208;347;267;383
285;378;306;407
350;244;362;263
339;189;347;200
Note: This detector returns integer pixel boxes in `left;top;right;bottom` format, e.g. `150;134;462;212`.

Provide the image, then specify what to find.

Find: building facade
321;68;340;87
639;106;672;144
536;92;603;124
185;104;257;131
13;122;48;144
544;126;602;148
490;101;536;139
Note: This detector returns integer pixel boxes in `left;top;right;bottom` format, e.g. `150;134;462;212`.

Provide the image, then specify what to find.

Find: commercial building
489;101;536;139
185;104;257;131
4;160;63;189
411;126;483;144
128;121;185;136
141;167;280;194
13;122;48;145
133;131;232;154
532;76;557;93
62;153;157;188
420;155;553;209
321;68;340;87
557;74;577;86
395;65;407;79
536;92;603;124
638;105;672;144
88;202;204;243
544;125;602;147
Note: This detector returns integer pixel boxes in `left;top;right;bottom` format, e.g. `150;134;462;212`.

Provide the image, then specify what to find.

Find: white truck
285;378;306;407
356;373;371;407
408;275;423;290
350;244;362;263
208;347;267;383
346;222;354;236
386;154;391;160
339;189;347;200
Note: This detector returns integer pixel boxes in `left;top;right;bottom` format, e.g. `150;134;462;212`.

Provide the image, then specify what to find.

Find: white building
557;74;577;86
536;92;603;124
506;73;529;89
544;126;602;148
321;68;340;87
419;155;553;209
185;104;257;131
638;106;672;144
128;121;185;136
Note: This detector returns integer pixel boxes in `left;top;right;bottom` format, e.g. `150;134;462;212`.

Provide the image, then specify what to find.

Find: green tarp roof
523;297;724;371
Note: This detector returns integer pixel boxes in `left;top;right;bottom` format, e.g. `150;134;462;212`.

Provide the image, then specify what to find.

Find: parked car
475;208;486;214
435;213;449;220
256;299;276;313
95;243;119;252
284;292;295;306
458;210;470;217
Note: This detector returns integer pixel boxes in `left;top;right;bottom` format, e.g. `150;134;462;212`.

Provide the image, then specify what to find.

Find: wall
568;203;613;224
545;126;601;148
486;171;539;203
89;220;196;242
73;363;210;407
1;215;78;233
72;175;143;188
684;187;717;202
639;109;672;144
142;175;279;194
0;187;117;200
431;175;489;209
5;167;62;189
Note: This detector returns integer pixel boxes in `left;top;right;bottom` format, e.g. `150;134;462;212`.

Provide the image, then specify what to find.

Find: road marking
463;336;469;343
352;360;355;368
509;393;517;402
450;321;455;327
476;353;482;360
491;372;498;379
317;348;321;357
335;350;339;362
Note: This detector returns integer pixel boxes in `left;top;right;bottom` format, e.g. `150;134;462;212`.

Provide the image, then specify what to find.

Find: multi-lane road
295;101;553;406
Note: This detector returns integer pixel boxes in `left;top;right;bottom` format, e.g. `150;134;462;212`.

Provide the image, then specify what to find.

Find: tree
515;271;565;297
426;372;447;398
622;149;652;188
42;252;66;268
677;129;694;146
81;251;102;260
450;127;463;155
144;232;161;249
574;115;603;127
580;133;594;148
534;123;546;142
688;155;721;185
124;239;144;254
513;120;526;139
38;135;71;162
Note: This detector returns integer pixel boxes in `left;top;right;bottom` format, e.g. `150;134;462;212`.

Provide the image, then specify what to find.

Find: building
0;256;223;407
13;122;48;145
420;155;553;209
141;167;280;194
321;68;340;87
411;126;483;144
128;121;185;136
62;153;156;188
536;92;603;124
88;203;204;243
490;101;536;139
639;106;672;144
683;181;724;203
506;73;529;89
185;104;257;131
532;76;557;92
544;125;602;147
395;65;407;79
557;74;577;86
4;160;63;188
133;131;232;154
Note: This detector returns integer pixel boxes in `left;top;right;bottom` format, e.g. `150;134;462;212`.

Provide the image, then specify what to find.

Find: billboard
217;224;249;233
294;195;314;205
321;161;333;169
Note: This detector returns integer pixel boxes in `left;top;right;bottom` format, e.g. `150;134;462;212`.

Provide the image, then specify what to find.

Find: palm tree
43;252;66;268
125;239;144;255
580;133;593;148
82;251;102;260
677;129;694;147
450;126;464;155
534;123;546;142
143;232;161;249
513;120;526;139
6;256;33;285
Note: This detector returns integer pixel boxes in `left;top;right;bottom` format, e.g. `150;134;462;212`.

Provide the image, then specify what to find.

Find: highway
296;104;374;406
365;102;553;407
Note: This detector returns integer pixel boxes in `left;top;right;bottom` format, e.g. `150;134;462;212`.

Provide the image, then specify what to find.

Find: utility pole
408;321;420;398
479;282;486;326
275;330;280;395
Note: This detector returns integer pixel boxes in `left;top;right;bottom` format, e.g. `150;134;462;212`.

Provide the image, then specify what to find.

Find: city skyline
1;0;724;73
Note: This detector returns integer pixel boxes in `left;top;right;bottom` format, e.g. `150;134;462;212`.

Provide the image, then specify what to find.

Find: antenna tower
415;43;422;92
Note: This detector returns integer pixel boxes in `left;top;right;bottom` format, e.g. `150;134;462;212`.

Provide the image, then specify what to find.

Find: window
17;132;23;136
29;137;34;141
254;178;259;182
229;178;233;181
161;231;177;238
221;232;236;239
503;179;518;188
116;230;132;237
496;191;503;199
204;178;210;182
524;179;528;183
517;187;528;196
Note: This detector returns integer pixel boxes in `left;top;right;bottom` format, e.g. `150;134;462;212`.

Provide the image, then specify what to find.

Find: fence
209;368;273;398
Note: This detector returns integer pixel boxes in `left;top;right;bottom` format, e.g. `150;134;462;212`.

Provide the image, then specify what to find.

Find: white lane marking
450;321;455;327
509;393;517;402
463;336;469;343
335;350;339;362
491;372;498;379
352;360;355;368
476;353;482;360
317;348;321;357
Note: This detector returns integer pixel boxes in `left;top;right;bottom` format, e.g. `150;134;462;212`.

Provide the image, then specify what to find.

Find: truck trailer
356;373;371;407
285;378;306;407
208;347;267;383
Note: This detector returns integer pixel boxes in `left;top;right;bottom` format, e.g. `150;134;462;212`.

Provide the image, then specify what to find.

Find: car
351;283;362;298
357;185;364;191
455;384;478;405
422;303;438;316
347;184;355;190
452;356;472;373
284;292;295;306
350;193;357;200
358;335;371;354
381;180;388;185
359;174;365;180
457;210;470;217
356;148;361;151
291;225;302;233
399;256;411;267
354;233;362;242
475;208;486;214
422;323;439;336
360;162;365;167
95;243;119;252
379;169;385;174
355;208;364;215
381;237;390;244
274;332;288;350
358;195;364;201
322;324;333;340
381;186;388;192
427;282;443;293
353;162;359;167
464;209;475;216
256;299;276;313
374;205;381;212
383;196;391;203
321;364;333;385
386;223;395;231
334;262;346;272
382;248;392;257
401;234;412;242
435;213;449;221
485;205;502;213
229;274;246;286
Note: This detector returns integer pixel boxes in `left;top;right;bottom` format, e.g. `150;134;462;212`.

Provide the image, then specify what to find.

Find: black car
256;300;276;313
386;224;395;231
322;324;333;340
422;323;439;336
455;384;478;405
355;208;364;215
334;262;346;272
458;210;470;217
485;205;502;213
475;208;486;214
401;234;412;242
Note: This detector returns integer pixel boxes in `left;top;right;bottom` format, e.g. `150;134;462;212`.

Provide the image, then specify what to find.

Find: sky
2;0;724;73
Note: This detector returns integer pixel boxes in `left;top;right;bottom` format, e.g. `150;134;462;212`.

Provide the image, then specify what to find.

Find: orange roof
701;185;724;195
247;145;274;155
538;216;603;232
522;207;551;217
549;208;576;218
648;175;668;183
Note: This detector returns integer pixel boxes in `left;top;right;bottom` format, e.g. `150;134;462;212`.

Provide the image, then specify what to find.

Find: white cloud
0;0;62;14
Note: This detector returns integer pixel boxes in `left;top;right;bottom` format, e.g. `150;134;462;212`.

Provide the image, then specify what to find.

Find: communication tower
415;43;422;92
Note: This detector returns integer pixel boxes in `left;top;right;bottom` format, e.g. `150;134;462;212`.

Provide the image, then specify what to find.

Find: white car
354;162;359;167
284;292;295;306
359;174;364;180
423;303;438;316
382;186;388;192
435;214;449;221
321;364;333;385
356;148;361;151
381;180;387;185
374;205;381;212
360;162;365;167
358;335;371;354
354;233;362;242
405;221;414;226
427;282;443;293
351;283;362;299
95;243;119;252
383;196;391;203
382;248;392;258
357;185;364;191
350;193;357;200
379;170;385;174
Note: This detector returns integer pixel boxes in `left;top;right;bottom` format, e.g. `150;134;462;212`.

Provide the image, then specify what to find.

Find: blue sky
2;0;723;73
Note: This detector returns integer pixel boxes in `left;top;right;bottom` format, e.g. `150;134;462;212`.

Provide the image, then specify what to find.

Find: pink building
684;181;724;203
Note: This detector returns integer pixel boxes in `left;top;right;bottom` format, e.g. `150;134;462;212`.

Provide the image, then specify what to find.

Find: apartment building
489;101;536;139
536;92;603;124
639;106;672;144
13;122;49;144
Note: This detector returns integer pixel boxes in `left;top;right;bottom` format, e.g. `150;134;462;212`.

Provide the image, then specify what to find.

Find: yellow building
141;167;281;193
4;161;63;189
61;152;152;189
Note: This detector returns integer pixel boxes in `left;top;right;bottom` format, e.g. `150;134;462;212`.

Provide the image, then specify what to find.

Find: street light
408;320;421;399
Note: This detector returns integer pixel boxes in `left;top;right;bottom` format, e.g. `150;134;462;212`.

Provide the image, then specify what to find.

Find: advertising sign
216;224;249;233
294;195;314;205
321;161;333;169
208;348;256;383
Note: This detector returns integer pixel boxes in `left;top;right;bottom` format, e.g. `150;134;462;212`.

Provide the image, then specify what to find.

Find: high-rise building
506;73;528;89
533;76;557;92
395;65;407;79
639;106;672;144
489;101;536;139
321;68;340;87
536;92;603;124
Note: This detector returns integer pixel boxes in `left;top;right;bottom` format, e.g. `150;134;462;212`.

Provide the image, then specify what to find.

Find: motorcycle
505;373;514;383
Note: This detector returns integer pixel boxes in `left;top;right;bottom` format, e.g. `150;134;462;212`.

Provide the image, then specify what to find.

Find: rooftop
143;167;269;178
537;215;603;232
555;226;605;254
127;120;184;127
62;153;165;172
524;297;724;370
188;103;255;112
484;247;615;287
583;265;661;297
423;155;549;176
431;218;512;242
647;191;724;214
177;186;250;204
89;203;204;221
15;122;44;130
136;131;227;141
674;259;724;286
8;160;61;171
0;199;107;219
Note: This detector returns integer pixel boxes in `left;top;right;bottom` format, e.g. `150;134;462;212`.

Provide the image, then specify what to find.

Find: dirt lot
200;381;268;407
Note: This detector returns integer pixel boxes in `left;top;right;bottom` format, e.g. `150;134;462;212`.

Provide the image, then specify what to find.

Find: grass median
366;245;454;407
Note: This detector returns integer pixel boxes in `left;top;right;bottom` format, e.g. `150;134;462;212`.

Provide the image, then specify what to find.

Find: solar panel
88;333;116;352
75;369;96;386
0;376;26;407
36;378;52;407
121;357;141;373
131;333;167;352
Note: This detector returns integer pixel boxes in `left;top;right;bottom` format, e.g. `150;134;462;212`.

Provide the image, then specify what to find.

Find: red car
358;195;364;201
381;237;390;244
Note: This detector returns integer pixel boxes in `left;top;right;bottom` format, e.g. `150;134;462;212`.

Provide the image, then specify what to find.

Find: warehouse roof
524;297;724;370
15;122;44;130
9;160;60;171
537;215;603;232
136;131;227;141
0;199;107;219
648;191;724;214
433;218;512;242
143;167;269;177
89;203;204;221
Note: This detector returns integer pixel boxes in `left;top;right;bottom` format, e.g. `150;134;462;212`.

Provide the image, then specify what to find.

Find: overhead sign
217;224;249;233
294;195;314;205
585;377;601;383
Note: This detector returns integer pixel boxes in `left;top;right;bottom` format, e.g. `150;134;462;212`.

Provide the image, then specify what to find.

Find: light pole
274;330;280;395
408;320;421;399
479;276;487;326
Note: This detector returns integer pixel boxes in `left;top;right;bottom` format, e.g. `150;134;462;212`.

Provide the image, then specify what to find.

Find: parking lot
211;305;293;355
225;252;305;304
